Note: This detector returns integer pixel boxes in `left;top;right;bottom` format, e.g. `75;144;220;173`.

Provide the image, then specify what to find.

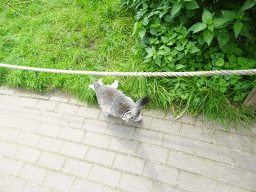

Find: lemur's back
95;85;134;117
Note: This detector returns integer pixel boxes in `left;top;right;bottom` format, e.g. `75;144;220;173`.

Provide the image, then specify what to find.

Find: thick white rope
0;63;256;77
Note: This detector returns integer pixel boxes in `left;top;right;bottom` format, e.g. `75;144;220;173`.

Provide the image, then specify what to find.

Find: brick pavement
0;86;256;192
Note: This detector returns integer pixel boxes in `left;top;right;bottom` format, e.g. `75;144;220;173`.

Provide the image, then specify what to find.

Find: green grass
0;0;256;131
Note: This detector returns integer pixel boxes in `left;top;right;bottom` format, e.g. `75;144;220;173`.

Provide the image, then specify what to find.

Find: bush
121;0;256;102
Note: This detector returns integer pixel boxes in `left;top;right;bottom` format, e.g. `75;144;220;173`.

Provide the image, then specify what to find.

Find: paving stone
15;131;41;146
0;114;21;129
143;161;178;185
58;127;85;142
82;132;110;148
43;171;75;192
142;109;166;118
103;186;119;192
16;118;40;132
0;127;21;142
214;130;253;153
180;124;213;143
163;134;196;154
245;171;256;191
82;119;109;133
37;152;65;171
37;136;64;153
234;150;256;172
58;114;85;129
35;100;58;111
89;165;121;187
150;118;180;135
14;146;41;163
36;122;62;137
0;173;25;192
0;89;15;95
152;182;185;192
0;141;19;157
168;150;203;174
86;147;115;166
134;128;164;146
1;104;22;116
69;98;86;106
113;154;145;175
0;95;20;106
71;178;104;192
108;137;137;155
55;103;78;115
120;173;153;192
216;183;247;192
176;114;196;125
18;164;47;184
76;106;101;119
178;171;217;192
124;116;153;129
136;143;168;163
195;115;216;129
18;107;41;120
39;111;62;124
22;182;52;192
16;97;39;107
50;96;70;102
60;141;88;159
106;123;135;139
195;141;232;165
203;160;245;188
98;112;124;124
62;158;92;179
31;93;50;100
0;157;24;176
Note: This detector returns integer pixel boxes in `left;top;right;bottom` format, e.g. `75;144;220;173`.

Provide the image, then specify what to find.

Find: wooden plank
243;85;256;111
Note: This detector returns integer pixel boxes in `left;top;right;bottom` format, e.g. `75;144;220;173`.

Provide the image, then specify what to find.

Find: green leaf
180;58;187;64
186;10;195;17
208;24;214;31
217;33;229;48
216;58;225;66
171;3;182;16
176;64;186;69
204;63;212;70
220;87;227;93
164;15;172;22
155;58;161;66
177;53;184;60
161;36;169;43
198;34;205;45
175;45;185;51
203;30;214;45
188;22;207;33
150;28;157;35
143;17;149;25
236;9;245;18
139;28;146;39
222;10;235;21
179;15;188;24
189;46;200;53
242;0;256;10
213;18;228;28
202;9;213;24
186;0;199;10
233;22;243;39
240;24;250;38
145;47;153;58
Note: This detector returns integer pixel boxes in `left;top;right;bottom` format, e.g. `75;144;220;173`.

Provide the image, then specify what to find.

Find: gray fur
89;79;150;122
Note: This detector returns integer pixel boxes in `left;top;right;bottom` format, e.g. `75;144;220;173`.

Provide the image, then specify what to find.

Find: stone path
0;86;255;192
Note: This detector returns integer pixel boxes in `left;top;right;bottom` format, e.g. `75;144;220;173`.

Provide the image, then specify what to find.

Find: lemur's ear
89;84;95;91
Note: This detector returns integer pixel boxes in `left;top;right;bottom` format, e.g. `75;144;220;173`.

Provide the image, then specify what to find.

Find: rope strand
1;63;256;77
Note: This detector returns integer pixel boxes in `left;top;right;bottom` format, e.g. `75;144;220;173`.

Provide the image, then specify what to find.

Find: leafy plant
122;0;256;102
